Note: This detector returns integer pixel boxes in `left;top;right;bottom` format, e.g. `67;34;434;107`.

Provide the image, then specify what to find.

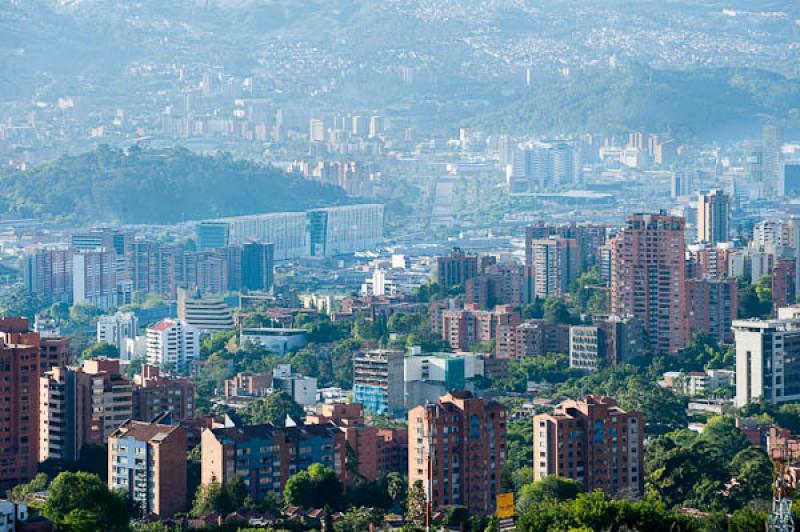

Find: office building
177;288;234;332
306;204;384;257
146;319;200;374
40;358;132;463
241;241;274;292
109;419;187;517
783;163;800;197
97;311;139;361
671;173;692;198
196;221;230;250
610;212;688;354
200;212;307;260
686;278;738;344
132;365;195;423
404;352;485;408
198;205;384;261
408;392;506;515
533;396;643;497
0;318;40;490
697;189;730;244
271;364;317;406
734;317;800;407
436;248;479;295
353;349;405;414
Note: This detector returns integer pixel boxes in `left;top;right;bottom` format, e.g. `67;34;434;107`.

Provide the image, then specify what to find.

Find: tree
543;297;576;325
7;472;50;504
43;472;130;531
387;472;406;513
405;480;427;526
68;302;102;324
80;341;120;361
190;478;248;517
0;287;45;319
239;391;304;426
283;464;343;510
335;507;383;532
517;476;583;512
738;276;772;319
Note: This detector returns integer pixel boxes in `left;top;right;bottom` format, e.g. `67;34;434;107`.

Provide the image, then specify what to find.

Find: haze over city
0;1;800;531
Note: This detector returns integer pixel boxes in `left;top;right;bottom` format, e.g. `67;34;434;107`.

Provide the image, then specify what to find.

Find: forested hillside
0;146;351;224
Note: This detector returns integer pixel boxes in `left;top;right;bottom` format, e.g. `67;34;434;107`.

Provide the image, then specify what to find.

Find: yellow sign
496;492;514;518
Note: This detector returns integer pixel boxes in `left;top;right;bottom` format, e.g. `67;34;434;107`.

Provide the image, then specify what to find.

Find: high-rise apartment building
440;305;520;352
533;396;643;497
0;318;40;490
610;212;688;354
408;391;506;516
763;125;784;197
72;248;122;310
734;317;800;407
686;277;738;344
132;365;195;423
528;237;580;298
569;316;645;371
22;247;73;304
697;189;730;244
352;349;405;414
97;311;139;360
508;142;577;193
109;419;187;517
39;358;132;463
146;319;200;374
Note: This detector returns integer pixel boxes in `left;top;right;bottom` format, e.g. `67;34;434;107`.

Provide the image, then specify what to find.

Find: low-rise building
240;328;308;355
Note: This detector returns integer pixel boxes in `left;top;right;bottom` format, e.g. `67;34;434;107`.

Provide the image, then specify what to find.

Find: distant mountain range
0;146;352;224
466;65;800;140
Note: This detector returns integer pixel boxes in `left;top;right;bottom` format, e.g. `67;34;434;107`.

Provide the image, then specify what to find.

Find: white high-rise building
97;311;139;361
734;317;800;407
146;319;199;374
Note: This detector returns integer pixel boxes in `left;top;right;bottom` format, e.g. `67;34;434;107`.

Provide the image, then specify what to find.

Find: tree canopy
43;472;130;531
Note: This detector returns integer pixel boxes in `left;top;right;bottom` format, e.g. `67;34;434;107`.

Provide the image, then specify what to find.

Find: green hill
0;146;352;224
467;66;800;139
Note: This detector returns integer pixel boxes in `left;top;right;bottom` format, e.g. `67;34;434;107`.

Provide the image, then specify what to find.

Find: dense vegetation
468;65;800;140
0;146;352;224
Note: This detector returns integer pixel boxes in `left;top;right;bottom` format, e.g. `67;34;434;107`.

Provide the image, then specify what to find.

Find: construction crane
768;443;795;532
